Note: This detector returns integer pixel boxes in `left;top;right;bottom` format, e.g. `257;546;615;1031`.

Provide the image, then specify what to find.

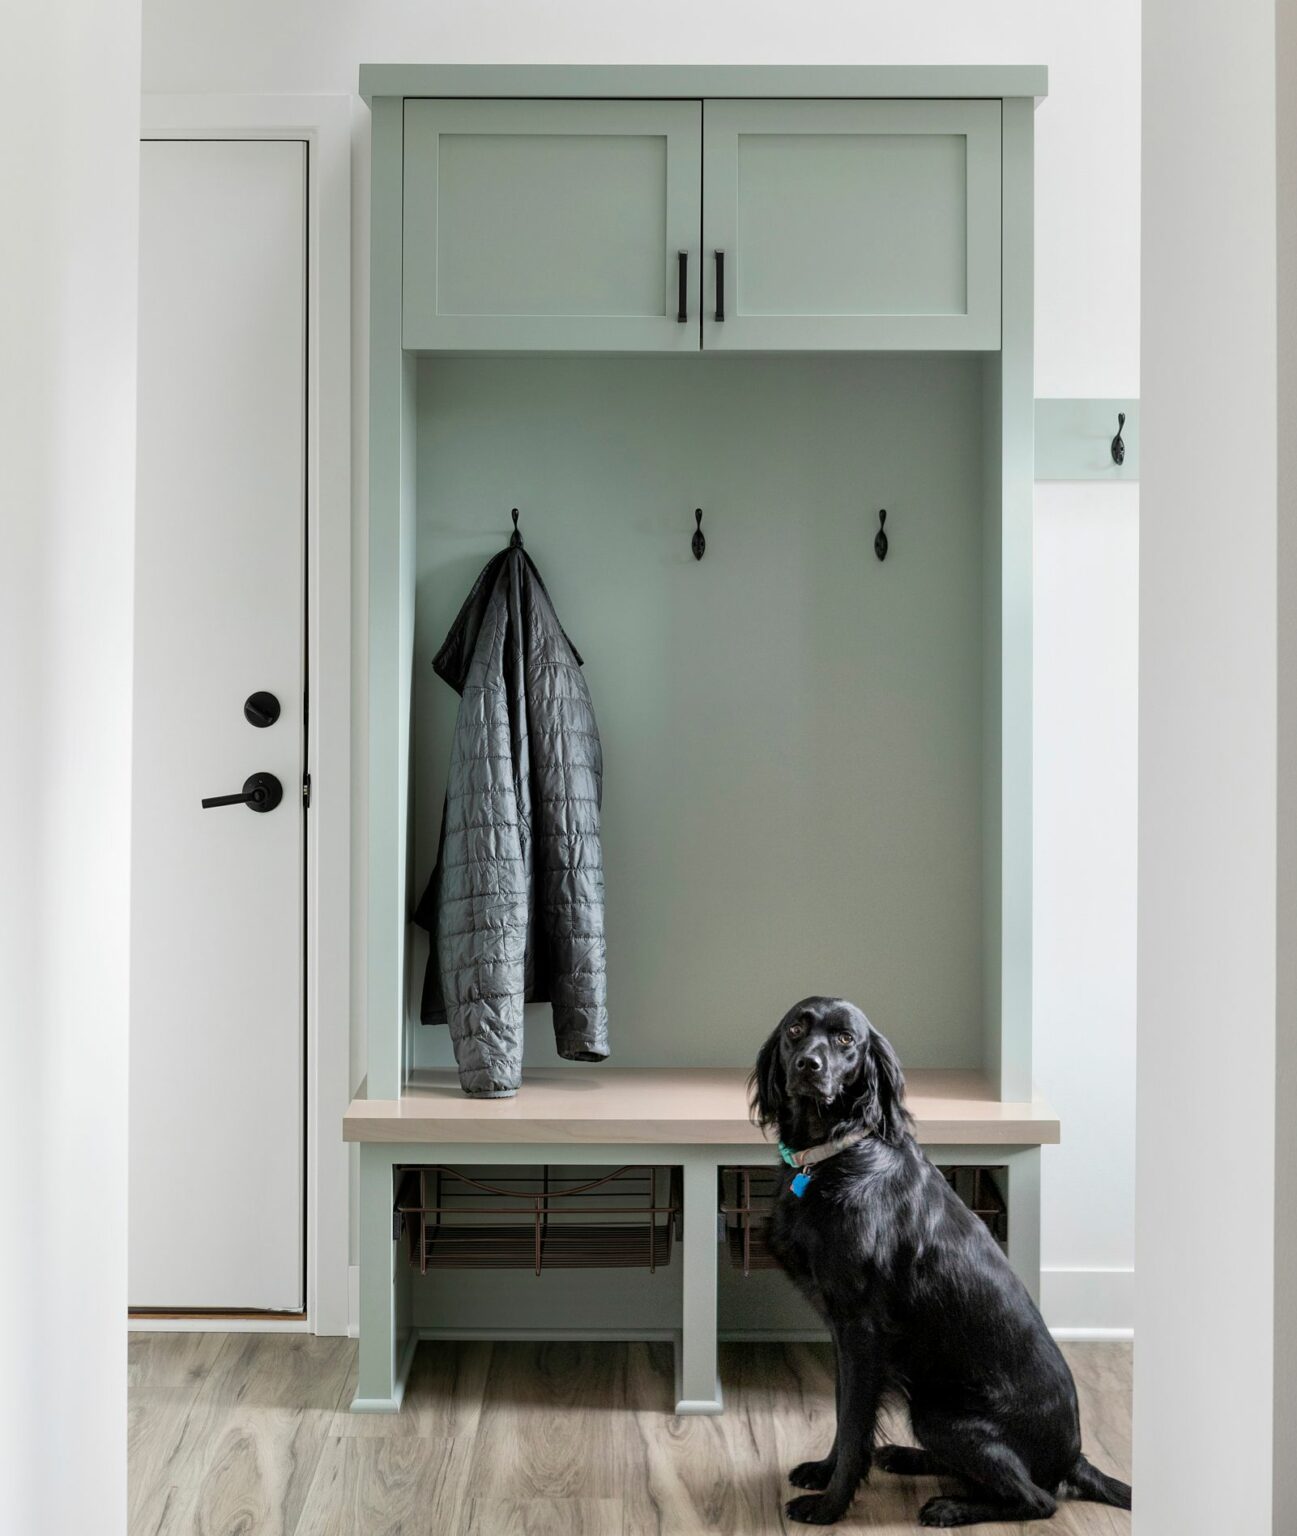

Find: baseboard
416;1326;678;1342
1041;1266;1134;1335
402;1319;1133;1346
1050;1326;1134;1341
719;1328;830;1343
128;1313;311;1334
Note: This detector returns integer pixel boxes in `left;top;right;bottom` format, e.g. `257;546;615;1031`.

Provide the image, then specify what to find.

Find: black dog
750;997;1132;1528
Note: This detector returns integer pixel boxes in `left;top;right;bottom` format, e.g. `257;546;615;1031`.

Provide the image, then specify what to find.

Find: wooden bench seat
344;1066;1060;1147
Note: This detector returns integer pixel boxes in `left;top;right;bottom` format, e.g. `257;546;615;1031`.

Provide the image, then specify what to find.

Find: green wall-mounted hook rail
1035;398;1140;481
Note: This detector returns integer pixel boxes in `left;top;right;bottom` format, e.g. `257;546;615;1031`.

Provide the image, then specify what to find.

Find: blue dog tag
791;1171;812;1198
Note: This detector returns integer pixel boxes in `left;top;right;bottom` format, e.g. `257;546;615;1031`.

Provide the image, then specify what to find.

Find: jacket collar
433;545;584;695
433;547;511;693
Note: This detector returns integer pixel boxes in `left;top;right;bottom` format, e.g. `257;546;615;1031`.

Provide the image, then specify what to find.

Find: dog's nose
795;1052;824;1078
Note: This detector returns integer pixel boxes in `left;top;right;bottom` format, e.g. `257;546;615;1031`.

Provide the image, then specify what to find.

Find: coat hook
1111;413;1127;467
692;508;706;561
874;508;889;562
509;507;523;549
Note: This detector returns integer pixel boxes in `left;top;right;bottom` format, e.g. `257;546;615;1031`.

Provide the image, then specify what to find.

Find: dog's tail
1059;1454;1132;1510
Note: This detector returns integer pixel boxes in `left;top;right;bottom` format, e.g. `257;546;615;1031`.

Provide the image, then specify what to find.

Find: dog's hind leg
913;1435;1057;1527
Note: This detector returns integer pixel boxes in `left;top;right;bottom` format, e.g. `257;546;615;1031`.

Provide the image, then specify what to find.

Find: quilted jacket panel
415;547;609;1096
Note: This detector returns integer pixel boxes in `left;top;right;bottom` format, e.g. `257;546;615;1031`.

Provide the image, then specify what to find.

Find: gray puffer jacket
415;546;609;1097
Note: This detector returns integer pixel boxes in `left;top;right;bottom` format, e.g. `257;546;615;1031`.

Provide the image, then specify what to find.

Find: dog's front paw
788;1457;836;1490
786;1492;850;1525
918;1497;970;1528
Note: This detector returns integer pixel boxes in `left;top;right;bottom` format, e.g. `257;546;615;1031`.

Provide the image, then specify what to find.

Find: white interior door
131;140;307;1311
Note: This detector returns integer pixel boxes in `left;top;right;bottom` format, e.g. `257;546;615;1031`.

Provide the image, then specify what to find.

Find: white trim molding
128;1316;313;1335
139;93;354;1338
1041;1266;1134;1336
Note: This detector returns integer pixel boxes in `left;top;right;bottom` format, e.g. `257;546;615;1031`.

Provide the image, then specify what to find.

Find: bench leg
1004;1147;1042;1306
351;1145;415;1411
676;1151;722;1414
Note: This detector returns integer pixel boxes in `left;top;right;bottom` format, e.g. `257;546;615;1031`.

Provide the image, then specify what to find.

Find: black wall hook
1111;413;1127;466
508;507;523;549
875;509;889;562
692;508;706;561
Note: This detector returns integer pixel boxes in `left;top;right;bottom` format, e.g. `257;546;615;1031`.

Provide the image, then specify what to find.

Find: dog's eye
788;1023;805;1039
837;1032;854;1048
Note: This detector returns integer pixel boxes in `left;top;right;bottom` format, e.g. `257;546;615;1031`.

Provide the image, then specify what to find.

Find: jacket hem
555;1037;610;1064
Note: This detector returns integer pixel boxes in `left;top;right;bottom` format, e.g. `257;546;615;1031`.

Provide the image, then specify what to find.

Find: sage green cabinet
402;99;703;351
359;64;1046;1415
701;99;1002;350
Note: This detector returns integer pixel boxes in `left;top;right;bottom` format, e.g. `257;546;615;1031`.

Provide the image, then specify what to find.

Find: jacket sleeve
528;641;610;1062
434;627;531;1096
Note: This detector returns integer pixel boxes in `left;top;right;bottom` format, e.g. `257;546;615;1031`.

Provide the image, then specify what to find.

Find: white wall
1276;2;1297;1525
1138;0;1285;1527
142;0;1141;1329
0;3;141;1533
1035;482;1138;1333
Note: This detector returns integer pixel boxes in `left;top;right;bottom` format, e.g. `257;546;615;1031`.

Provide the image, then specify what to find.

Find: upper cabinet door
403;100;702;351
702;100;1001;351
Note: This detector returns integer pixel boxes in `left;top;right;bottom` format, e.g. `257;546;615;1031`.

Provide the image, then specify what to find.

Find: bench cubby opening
393;1164;681;1276
720;1163;1009;1279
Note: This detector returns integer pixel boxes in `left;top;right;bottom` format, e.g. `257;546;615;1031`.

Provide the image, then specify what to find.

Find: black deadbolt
244;691;281;728
201;772;284;813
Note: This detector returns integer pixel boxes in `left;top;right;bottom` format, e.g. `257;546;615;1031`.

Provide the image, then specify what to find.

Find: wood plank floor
129;1335;1132;1535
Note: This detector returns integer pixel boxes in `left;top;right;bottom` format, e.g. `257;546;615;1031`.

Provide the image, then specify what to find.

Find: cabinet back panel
412;354;987;1072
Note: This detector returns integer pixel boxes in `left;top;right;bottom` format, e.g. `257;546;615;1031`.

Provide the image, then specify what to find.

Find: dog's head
749;997;911;1149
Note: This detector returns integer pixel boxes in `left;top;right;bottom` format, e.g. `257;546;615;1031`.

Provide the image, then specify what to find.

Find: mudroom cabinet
349;63;1051;1417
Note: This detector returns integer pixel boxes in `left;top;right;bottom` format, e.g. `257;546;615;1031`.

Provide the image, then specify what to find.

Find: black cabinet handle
201;772;284;813
714;250;725;322
676;251;688;323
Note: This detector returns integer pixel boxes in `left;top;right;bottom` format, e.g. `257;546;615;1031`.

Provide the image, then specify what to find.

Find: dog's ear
748;1030;786;1131
852;1026;911;1145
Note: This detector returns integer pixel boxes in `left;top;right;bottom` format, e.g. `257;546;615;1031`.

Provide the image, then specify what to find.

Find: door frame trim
138;93;353;1336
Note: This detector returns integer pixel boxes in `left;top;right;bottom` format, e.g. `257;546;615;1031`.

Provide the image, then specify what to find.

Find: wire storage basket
720;1163;1009;1276
939;1165;1008;1242
393;1165;681;1277
719;1166;784;1276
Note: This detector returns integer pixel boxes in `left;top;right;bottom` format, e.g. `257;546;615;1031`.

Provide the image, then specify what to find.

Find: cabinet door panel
404;100;702;351
703;100;1001;350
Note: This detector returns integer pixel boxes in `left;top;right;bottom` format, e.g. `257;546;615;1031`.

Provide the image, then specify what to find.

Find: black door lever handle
201;772;284;813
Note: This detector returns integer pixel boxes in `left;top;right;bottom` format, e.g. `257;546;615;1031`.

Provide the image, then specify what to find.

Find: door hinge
302;771;312;809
